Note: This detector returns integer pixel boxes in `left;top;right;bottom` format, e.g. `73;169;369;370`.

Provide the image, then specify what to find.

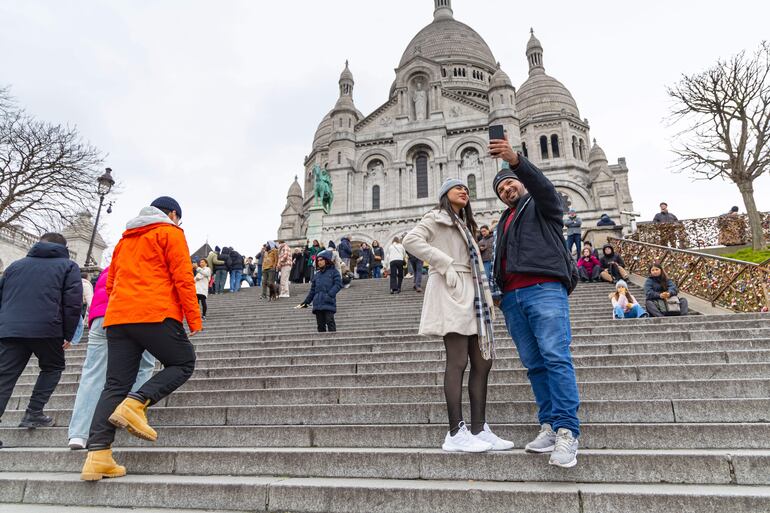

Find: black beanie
151;196;182;219
492;168;520;201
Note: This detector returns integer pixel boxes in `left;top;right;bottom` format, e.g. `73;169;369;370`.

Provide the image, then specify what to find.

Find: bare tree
0;86;104;233
667;42;770;250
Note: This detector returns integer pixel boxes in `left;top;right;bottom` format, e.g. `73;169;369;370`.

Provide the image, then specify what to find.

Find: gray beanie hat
615;280;629;290
438;178;468;200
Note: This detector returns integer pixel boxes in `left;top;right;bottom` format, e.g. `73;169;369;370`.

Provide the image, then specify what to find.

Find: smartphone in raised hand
488;125;505;141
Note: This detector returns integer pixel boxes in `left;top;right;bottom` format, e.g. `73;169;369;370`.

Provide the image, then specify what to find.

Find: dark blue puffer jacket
0;242;82;340
338;238;353;259
303;266;342;313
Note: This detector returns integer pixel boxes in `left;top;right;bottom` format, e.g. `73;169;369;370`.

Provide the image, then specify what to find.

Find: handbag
665;296;681;314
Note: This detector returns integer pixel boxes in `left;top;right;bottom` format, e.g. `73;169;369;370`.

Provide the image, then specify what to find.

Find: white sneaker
549;428;579;468
441;422;492;453
68;437;86;450
524;423;557;453
474;423;514;451
279;294;290;298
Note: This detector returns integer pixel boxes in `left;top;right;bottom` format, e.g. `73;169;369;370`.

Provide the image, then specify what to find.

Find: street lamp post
85;167;115;267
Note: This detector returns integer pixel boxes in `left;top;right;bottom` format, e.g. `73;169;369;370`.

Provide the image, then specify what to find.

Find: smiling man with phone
488;129;581;468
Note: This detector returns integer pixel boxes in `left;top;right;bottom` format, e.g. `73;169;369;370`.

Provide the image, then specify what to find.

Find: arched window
372;185;380;210
348;118;352;128
540;136;549;160
467;174;477;200
442;68;447;78
337;152;341;164
579;139;585;160
415;153;429;199
572;136;578;158
551;135;560;158
521;141;528;158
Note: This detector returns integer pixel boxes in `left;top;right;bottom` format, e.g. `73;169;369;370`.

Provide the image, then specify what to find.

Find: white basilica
277;0;635;246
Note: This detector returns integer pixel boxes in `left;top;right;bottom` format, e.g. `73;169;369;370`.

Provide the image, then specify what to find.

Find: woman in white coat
403;178;513;453
384;236;407;294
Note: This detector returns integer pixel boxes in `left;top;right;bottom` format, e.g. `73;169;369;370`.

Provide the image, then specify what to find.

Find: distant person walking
404;178;511;453
0;233;82;447
194;259;211;319
81;196;201;481
407;251;424;293
212;246;228;294
357;242;374;279
385;237;407;294
477;225;495;282
261;241;278;299
255;246;265;287
371;240;385;279
277;240;293;298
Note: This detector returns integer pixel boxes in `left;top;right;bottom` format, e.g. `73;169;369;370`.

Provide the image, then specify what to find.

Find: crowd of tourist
1;136;712;483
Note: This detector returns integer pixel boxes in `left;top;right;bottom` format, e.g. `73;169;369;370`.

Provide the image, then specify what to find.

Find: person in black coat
298;250;342;332
0;233;83;435
356;242;374;279
599;244;629;283
643;263;689;317
227;248;245;292
596;213;616;227
338;237;353;268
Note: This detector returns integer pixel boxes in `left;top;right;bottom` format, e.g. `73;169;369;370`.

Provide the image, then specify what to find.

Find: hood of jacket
602;244;615;257
27;241;70;259
126;206;176;231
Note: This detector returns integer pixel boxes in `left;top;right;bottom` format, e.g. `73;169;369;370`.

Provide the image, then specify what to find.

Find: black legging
197;294;207;317
389;260;404;292
443;333;493;435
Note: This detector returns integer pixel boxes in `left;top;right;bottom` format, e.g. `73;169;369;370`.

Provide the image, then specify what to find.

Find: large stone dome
517;73;580;119
399;18;497;70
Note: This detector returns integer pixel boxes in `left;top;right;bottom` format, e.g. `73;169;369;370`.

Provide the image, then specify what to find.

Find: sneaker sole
18;421;54;429
525;444;555;453
441;444;491;453
108;413;158;442
549;456;578;468
68;444;86;451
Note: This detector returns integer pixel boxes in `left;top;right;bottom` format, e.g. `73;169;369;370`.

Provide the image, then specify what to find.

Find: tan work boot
80;448;127;481
108;397;158;441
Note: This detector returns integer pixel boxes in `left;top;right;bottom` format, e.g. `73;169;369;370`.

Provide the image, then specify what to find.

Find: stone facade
277;0;635;246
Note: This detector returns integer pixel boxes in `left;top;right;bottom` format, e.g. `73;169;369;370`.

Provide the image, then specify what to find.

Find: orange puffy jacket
105;209;202;332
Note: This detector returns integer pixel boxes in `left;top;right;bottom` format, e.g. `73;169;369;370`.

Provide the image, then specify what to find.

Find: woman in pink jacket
67;267;156;450
576;247;601;282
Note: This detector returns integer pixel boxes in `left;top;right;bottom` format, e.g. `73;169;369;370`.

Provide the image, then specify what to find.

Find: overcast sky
2;0;768;259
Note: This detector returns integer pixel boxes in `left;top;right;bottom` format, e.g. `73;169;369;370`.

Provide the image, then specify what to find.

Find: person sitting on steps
610;280;648;319
576;247;602;282
644;263;689;317
599;244;629;284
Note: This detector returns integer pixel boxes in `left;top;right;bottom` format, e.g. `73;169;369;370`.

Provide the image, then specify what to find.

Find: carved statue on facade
413;82;427;121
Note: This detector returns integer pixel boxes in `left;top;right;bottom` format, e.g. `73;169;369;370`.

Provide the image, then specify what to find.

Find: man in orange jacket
81;196;202;481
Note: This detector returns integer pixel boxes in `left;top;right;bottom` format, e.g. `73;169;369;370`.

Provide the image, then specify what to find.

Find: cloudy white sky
1;0;768;258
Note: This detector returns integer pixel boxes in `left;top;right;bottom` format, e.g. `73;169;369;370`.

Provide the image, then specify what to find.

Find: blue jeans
241;274;254;287
214;270;227;294
256;266;263;287
566;234;581;257
501;282;580;437
230;270;242;292
373;266;382;279
614;304;646;319
68;317;155;440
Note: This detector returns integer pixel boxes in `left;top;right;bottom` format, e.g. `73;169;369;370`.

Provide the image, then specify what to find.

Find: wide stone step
1;472;768;512
11;362;770;398
1;447;769;486
2;422;770;449
3;398;767;426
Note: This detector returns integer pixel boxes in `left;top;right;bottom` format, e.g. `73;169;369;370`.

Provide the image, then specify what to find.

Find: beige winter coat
403;209;495;337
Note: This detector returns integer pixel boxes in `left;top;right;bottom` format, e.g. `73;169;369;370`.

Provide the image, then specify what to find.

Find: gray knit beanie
438;178;468;200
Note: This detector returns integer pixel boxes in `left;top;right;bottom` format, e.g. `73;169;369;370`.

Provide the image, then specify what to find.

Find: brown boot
109;397;157;441
80;448;127;481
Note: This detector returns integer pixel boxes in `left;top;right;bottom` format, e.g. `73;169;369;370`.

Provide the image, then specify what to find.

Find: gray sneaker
524;423;556;453
549;428;578;468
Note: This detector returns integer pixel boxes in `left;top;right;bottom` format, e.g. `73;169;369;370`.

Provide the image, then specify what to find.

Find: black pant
315;311;336;332
197;294;208;317
0;337;65;416
389;260;405;291
578;266;601;282
87;319;196;449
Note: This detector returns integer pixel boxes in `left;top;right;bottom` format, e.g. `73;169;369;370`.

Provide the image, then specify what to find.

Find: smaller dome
339;60;353;83
287;177;302;199
312;112;333;150
526;28;542;52
489;64;512;89
517;73;580;119
588;139;608;165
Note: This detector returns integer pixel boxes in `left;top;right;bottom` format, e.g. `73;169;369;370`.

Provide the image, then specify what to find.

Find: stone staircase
1;278;770;512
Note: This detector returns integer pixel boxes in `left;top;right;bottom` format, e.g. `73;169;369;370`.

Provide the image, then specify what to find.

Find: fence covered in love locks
609;238;770;313
632;212;770;249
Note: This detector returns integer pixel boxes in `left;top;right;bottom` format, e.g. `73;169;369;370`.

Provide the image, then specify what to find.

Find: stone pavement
1;278;770;512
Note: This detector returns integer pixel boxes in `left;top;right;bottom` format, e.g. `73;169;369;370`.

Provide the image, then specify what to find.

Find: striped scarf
453;216;496;360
